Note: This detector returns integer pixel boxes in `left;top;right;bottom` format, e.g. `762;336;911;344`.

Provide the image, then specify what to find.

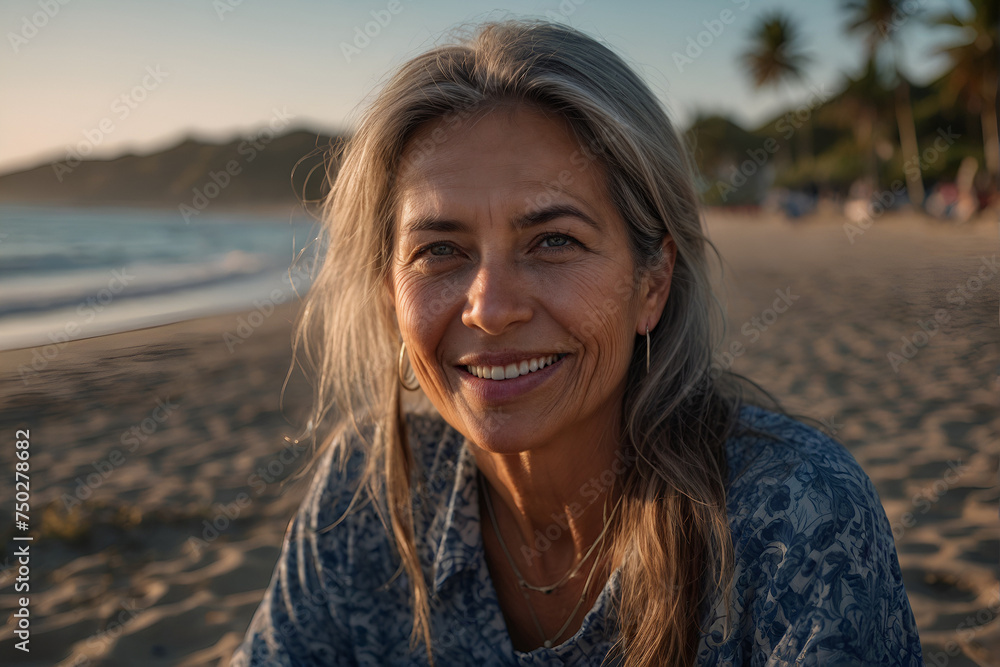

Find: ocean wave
0;250;283;318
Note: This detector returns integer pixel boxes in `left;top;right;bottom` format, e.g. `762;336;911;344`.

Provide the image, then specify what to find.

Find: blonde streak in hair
382;388;435;662
620;497;689;665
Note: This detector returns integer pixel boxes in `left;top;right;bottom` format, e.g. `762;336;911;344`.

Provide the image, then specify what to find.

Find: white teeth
467;354;564;381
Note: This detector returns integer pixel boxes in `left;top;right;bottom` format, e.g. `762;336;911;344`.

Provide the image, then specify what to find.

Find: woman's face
390;105;671;455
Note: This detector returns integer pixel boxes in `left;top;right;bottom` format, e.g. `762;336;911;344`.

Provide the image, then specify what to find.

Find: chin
460;417;545;455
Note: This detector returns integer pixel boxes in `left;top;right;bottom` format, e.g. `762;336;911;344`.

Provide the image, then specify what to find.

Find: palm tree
842;0;925;204
932;0;999;190
741;12;814;170
741;12;812;88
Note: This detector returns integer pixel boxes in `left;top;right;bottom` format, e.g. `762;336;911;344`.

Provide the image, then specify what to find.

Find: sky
0;0;968;174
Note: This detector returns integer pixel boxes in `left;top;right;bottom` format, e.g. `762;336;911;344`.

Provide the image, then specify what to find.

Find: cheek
555;268;639;357
577;302;634;383
393;273;465;357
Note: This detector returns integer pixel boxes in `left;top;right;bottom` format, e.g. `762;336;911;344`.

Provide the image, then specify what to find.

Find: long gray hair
293;19;742;666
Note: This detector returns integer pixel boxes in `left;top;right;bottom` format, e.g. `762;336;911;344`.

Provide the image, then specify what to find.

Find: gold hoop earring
398;342;420;391
645;326;650;374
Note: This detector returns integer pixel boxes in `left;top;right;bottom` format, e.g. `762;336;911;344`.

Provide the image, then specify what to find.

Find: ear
636;235;677;335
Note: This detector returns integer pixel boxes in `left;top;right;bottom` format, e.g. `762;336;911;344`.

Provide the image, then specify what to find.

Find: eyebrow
401;204;602;234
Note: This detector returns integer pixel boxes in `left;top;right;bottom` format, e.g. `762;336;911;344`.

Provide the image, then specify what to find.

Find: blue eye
539;234;574;249
428;243;453;256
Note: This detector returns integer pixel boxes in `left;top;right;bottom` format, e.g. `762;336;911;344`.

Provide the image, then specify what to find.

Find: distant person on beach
233;20;922;666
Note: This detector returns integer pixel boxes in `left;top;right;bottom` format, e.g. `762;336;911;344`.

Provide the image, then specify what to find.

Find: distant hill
0;130;344;210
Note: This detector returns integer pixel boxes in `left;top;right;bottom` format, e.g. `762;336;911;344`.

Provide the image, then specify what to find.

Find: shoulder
724;404;878;536
710;404;922;665
722;403;892;570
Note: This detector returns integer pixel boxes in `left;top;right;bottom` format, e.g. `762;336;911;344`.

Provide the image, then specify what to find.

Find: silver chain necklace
480;471;620;648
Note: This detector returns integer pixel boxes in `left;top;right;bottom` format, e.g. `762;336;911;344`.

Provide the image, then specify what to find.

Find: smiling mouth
464;353;568;380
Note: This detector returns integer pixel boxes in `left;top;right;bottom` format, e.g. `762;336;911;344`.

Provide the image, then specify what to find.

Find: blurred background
0;1;997;665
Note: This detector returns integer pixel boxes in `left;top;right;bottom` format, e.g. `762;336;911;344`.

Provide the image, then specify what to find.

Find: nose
461;258;532;335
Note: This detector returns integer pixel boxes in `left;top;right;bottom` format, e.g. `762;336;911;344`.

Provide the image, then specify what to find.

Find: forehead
394;105;610;220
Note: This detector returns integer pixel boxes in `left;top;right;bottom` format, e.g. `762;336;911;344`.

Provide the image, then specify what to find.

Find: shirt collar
421;424;622;656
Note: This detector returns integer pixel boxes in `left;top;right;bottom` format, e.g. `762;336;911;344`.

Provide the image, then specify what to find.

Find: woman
233;20;922;666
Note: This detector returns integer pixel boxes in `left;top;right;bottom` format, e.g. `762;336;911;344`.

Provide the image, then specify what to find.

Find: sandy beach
1;210;997;666
0;303;315;666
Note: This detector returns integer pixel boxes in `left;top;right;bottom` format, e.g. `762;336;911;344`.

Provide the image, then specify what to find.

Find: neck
470;410;628;583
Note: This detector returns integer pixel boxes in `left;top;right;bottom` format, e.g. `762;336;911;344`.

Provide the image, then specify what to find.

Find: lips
456;351;568;404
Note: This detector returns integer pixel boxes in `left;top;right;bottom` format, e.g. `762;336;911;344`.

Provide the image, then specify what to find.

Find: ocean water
0;205;320;351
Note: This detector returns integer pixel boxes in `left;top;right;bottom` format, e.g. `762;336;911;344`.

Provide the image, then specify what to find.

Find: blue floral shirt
232;405;922;666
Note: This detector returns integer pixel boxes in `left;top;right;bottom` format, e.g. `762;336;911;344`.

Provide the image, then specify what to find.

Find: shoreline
1;302;304;375
1;294;306;357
